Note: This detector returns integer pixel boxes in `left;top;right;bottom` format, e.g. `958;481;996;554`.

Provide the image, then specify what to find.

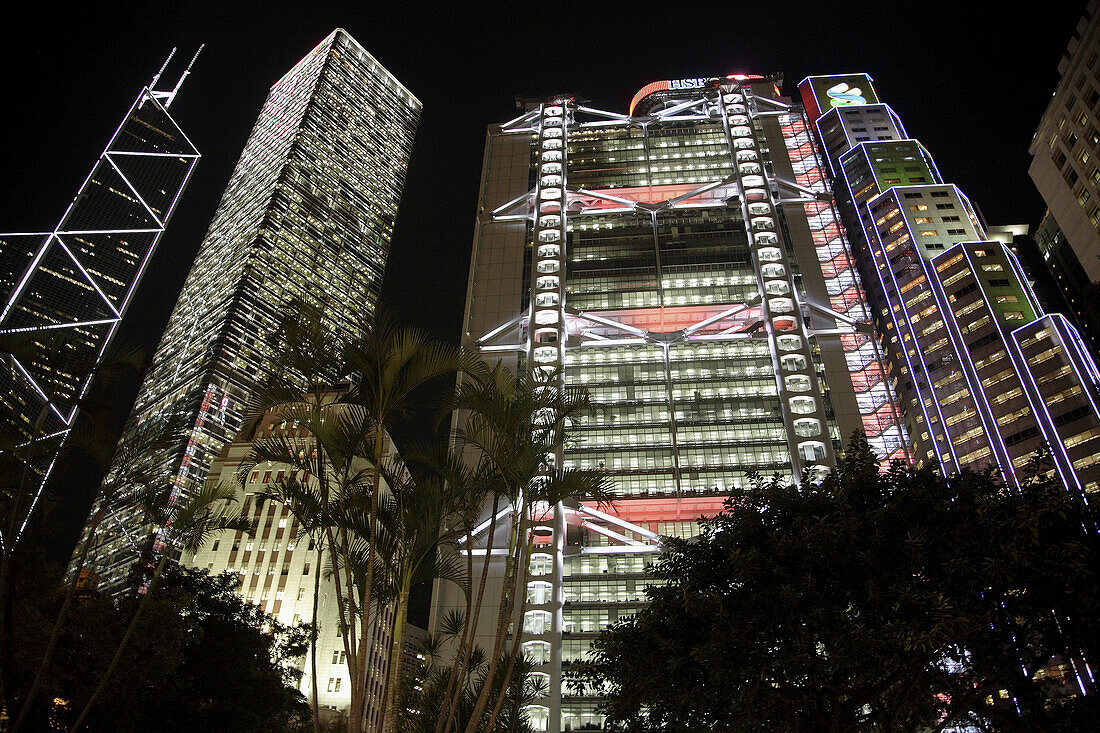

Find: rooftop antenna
149;45;203;108
166;45;204;108
149;47;176;92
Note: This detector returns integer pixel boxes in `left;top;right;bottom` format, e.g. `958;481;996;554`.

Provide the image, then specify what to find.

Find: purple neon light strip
849;183;956;469
1007;317;1086;495
937;243;1022;483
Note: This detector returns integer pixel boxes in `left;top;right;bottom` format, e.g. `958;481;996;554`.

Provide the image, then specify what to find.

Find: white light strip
803;300;863;327
691;332;754;341
0;317;120;335
580;545;661;555
666;177;736;205
683;304;749;335
479;344;525;353
574;188;640;209
500;109;540;132
104;155;165;228
581;521;650;547
566;309;647;337
56;228;163;235
54;238;122;317
578;337;647;347
477;310;528;345
0;234;55;323
108;151;199;159
575;106;631;122
490;189;534;217
459;503;516;544
577;504;661;541
652;97;709;119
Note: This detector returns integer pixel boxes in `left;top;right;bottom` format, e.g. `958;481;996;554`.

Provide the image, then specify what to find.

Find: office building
0;52;200;542
434;74;908;732
801;73;1100;494
76;29;421;595
1029;0;1100;356
188;395;398;724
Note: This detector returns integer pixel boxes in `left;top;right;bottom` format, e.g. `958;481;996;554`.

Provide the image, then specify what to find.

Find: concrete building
187;396;398;724
1029;0;1100;355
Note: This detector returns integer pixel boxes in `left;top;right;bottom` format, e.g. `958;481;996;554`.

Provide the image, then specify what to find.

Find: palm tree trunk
352;427;387;733
379;581;410;733
464;507;526;733
14;508;103;732
314;457;359;731
483;532;533;733
439;498;500;733
310;543;323;733
333;527;366;733
68;549;170;732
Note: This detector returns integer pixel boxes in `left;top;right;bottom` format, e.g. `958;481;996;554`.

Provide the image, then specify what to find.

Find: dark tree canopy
571;435;1100;732
10;560;311;732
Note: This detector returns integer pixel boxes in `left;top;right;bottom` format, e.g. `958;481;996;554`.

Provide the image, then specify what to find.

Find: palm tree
258;468;332;733
68;479;252;731
243;300;477;732
371;445;472;733
336;308;478;732
244;398;378;732
241;299;372;731
405;640;542;733
439;365;611;733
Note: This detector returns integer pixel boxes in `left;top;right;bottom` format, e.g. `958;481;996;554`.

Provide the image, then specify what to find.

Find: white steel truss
0;48;202;547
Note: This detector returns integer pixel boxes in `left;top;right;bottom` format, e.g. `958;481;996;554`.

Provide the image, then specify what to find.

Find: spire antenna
164;44;204;108
149;47;177;91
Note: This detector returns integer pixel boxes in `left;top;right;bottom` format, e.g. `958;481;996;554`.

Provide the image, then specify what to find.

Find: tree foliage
10;559;312;732
571;435;1100;732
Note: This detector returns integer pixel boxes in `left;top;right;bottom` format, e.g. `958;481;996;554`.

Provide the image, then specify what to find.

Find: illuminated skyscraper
0;50;201;545
434;75;907;732
1028;0;1100;356
800;73;1100;495
77;29;421;595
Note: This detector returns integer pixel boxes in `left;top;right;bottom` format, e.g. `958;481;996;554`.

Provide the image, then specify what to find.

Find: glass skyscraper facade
436;75;907;732
77;29;421;595
0;56;200;544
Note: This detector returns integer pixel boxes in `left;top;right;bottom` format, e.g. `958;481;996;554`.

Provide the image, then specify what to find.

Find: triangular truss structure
0;47;202;546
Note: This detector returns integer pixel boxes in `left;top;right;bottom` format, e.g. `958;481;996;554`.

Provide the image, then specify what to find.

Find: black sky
0;0;1087;561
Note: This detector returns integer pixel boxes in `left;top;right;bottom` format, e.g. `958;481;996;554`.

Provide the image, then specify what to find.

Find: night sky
0;1;1086;562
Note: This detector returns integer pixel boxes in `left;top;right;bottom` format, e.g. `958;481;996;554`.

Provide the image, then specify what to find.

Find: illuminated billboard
797;74;879;124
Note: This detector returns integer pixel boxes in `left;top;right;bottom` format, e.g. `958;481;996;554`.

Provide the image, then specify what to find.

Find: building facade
76;29;421;595
1029;0;1100;356
0;52;200;542
435;75;909;732
188;398;397;725
801;73;1100;494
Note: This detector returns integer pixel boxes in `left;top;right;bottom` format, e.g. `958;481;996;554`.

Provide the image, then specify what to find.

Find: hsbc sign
669;78;709;90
